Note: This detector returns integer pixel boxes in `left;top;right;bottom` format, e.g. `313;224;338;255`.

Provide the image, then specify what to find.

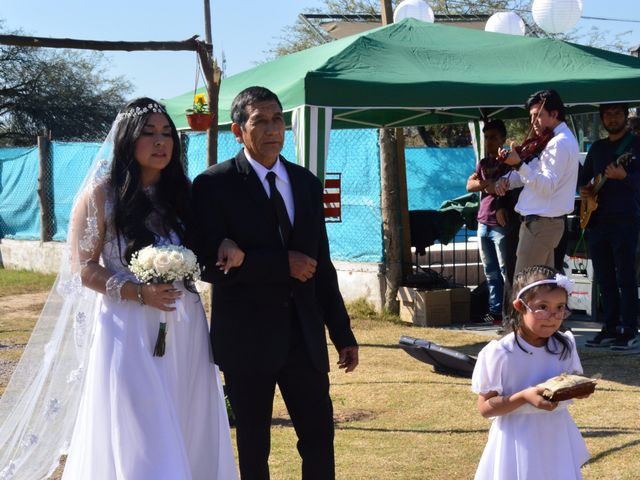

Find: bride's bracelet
136;284;145;305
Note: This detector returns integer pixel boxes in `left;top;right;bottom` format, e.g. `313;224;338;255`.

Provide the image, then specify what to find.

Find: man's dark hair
231;86;283;127
482;119;507;139
599;103;629;119
525;89;566;122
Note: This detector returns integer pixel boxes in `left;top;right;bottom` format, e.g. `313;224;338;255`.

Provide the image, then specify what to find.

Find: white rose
137;248;155;270
153;252;172;277
168;250;184;269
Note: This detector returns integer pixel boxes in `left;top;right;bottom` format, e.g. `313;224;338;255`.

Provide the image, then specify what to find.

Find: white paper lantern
393;0;435;23
532;0;583;34
485;12;526;36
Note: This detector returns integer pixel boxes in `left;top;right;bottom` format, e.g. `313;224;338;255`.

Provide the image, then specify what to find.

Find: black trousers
224;318;335;480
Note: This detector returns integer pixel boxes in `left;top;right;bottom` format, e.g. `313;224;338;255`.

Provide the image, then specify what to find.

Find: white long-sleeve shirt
508;122;580;217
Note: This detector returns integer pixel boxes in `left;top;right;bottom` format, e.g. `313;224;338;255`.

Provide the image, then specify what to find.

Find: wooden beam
0;34;201;52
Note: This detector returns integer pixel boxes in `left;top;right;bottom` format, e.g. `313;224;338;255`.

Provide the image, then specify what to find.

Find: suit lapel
282;158;308;244
235;150;270;208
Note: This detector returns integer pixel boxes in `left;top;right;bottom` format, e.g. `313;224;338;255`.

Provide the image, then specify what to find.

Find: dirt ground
0;292;48;391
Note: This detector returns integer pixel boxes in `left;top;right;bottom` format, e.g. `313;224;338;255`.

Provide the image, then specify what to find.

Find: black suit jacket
192;150;357;374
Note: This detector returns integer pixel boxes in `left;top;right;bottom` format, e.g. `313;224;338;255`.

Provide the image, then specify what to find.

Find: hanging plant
185;93;212;131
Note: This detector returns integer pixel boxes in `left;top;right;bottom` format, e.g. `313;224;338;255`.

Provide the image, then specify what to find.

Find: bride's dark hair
110;97;194;263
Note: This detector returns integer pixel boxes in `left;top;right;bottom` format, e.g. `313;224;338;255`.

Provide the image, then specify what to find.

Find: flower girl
472;265;590;480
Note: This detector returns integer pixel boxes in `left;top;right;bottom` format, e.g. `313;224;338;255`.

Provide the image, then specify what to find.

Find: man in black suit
192;86;359;480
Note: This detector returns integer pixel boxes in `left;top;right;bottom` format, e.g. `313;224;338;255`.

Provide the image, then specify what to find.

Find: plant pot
186;113;213;131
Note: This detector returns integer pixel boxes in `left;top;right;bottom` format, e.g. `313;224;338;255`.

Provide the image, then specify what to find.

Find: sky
1;0;639;103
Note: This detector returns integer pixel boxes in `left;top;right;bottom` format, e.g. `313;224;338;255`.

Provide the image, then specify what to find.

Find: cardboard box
397;287;451;326
449;287;471;324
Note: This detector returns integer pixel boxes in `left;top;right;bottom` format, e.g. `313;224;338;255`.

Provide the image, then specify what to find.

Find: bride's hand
216;238;245;274
140;283;182;311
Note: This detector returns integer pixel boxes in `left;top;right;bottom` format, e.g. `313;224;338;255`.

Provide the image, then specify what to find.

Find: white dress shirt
245;150;295;226
508;122;580;217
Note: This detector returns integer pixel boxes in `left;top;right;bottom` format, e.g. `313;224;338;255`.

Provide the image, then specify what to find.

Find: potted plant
185;93;213;131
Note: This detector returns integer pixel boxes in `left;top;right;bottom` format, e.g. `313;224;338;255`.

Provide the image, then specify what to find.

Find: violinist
579;103;640;350
494;89;580;274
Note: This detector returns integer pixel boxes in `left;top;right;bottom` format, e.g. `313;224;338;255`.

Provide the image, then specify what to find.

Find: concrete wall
0;239;66;273
0;239;386;308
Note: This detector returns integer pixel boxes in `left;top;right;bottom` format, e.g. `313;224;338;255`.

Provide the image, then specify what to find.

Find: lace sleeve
69;182;107;274
105;271;131;303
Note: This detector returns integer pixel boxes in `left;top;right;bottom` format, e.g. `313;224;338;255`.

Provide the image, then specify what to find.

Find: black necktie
266;171;292;246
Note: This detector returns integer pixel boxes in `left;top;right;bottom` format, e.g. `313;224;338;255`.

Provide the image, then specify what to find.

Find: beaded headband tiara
117;102;166;119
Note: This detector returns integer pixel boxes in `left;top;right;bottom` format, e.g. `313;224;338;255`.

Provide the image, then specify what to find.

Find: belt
522;214;565;222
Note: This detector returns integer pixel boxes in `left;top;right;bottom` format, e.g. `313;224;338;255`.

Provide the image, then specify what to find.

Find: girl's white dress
62;204;238;479
471;331;589;480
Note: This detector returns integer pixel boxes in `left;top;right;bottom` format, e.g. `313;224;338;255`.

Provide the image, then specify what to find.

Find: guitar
579;152;633;229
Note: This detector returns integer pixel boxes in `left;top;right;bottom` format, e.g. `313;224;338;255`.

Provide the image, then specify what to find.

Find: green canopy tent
165;18;640;177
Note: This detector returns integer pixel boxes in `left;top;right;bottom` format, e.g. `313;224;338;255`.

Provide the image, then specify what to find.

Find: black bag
399;336;476;378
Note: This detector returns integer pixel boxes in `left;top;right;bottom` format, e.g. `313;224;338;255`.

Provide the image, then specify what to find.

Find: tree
0;22;132;145
271;1;631;60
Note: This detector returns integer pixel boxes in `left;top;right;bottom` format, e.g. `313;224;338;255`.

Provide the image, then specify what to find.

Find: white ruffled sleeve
471;340;506;395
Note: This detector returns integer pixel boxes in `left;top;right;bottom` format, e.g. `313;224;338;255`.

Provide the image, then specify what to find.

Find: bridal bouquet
130;245;201;356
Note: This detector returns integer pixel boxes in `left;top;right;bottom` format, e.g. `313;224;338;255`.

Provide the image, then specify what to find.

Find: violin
497;128;553;164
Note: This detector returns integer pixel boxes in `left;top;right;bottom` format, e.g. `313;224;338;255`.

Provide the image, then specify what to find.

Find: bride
0;98;241;479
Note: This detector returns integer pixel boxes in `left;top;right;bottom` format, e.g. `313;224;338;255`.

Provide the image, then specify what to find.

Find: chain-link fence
0;129;481;274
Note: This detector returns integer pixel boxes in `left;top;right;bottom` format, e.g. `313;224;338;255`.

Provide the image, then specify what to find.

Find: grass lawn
0;269;56;297
1;270;639;479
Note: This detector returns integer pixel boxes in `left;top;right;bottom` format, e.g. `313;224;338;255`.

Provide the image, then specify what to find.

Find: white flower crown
516;273;574;299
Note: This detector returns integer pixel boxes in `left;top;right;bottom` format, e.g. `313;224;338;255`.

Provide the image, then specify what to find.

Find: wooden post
196;41;221;167
380;0;393;25
380;128;402;313
37;131;53;242
378;0;411;314
202;0;219;167
396;128;412;278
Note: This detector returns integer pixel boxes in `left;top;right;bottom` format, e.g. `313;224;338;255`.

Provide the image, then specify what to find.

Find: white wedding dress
60;191;238;479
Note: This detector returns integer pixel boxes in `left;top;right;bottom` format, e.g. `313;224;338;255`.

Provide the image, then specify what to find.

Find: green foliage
0;22;132;145
346;297;403;323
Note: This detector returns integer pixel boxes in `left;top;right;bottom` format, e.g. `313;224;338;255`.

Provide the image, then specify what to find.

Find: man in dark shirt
466;120;511;324
580;103;640;350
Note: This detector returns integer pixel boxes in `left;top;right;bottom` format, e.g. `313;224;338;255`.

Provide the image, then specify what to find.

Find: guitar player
579;103;640;350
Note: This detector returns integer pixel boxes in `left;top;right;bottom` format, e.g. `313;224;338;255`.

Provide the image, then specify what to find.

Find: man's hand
579;183;595;197
496;208;508;227
337;346;359;373
288;251;317;282
494;178;509;196
216;238;245;274
483;180;496;195
499;142;521;167
605;163;627;180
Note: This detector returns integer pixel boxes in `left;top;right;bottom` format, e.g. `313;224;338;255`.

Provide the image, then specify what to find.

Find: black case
399;336;476;378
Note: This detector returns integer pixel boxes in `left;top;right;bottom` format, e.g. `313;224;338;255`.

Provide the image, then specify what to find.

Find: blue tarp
0;147;40;240
0;135;475;263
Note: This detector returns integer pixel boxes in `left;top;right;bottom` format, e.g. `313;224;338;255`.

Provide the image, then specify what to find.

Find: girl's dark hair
110;97;194;265
509;265;571;359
